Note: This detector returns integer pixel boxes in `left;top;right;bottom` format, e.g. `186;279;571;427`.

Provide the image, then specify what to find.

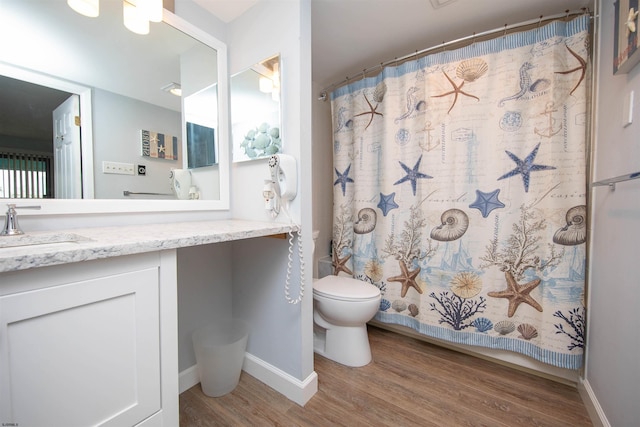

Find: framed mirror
231;55;281;163
0;0;229;213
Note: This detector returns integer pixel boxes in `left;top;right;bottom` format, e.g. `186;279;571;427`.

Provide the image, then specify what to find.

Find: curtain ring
536;15;543;35
362;69;366;80
565;9;570;20
503;23;508;38
471;32;476;47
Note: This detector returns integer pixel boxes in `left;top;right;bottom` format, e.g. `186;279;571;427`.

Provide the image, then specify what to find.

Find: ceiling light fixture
257;59;280;100
67;0;99;18
161;82;182;97
68;0;163;34
270;62;280;101
259;76;273;93
146;0;163;22
123;0;150;35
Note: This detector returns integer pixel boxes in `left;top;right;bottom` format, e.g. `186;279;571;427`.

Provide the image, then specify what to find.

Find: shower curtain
330;16;589;369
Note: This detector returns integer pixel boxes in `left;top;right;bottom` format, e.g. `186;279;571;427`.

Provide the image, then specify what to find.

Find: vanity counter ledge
0;219;295;273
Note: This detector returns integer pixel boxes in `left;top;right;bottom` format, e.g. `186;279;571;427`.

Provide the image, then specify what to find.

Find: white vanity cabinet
0;251;178;426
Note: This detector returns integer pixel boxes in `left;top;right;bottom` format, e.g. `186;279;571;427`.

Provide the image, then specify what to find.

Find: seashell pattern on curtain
330;16;590;369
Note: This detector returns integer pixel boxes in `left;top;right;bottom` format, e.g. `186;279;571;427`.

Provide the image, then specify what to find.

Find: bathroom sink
0;232;92;249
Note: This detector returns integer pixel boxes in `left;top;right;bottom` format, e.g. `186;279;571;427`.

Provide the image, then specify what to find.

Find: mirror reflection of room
231;54;282;162
0;76;77;199
0;0;221;201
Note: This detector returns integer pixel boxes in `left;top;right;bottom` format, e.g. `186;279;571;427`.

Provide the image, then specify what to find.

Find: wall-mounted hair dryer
169;169;192;200
265;153;305;304
268;154;297;201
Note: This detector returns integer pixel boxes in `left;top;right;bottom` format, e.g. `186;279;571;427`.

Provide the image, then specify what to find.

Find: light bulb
146;0;163;22
67;0;99;17
259;76;273;93
123;0;149;35
161;82;182;97
271;87;280;102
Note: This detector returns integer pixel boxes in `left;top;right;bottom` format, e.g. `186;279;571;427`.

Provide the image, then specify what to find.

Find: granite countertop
0;219;295;273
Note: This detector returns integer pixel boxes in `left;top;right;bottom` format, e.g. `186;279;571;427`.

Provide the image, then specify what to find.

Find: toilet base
313;323;373;367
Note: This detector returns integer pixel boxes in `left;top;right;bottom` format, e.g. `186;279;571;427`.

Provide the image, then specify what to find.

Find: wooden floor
180;326;592;426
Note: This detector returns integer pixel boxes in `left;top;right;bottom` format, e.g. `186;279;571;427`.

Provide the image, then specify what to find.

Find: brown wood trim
264;233;287;239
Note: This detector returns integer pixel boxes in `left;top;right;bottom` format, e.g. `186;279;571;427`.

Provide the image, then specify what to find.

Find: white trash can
192;319;250;397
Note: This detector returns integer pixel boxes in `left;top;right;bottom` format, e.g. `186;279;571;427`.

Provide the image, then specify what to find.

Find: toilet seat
313;276;380;302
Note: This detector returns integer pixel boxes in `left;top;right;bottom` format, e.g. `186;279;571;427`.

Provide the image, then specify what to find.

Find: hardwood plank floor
180;326;592;426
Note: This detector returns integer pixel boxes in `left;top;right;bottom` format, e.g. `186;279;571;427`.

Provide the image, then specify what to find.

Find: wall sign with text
614;0;640;74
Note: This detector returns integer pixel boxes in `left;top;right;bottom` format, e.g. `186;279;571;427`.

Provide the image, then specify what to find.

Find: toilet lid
313;276;380;301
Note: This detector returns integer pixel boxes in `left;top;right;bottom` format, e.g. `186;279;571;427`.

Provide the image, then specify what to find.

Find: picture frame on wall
141;129;179;161
614;0;640;74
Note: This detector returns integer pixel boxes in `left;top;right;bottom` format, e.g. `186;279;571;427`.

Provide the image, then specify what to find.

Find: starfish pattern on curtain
330;16;590;369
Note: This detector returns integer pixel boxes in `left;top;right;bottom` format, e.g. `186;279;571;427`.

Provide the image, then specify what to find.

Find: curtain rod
318;8;592;101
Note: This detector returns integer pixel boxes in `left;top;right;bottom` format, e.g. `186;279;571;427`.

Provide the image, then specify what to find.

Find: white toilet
313;275;381;367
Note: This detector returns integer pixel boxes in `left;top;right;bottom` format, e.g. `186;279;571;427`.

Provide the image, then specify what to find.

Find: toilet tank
317;256;333;279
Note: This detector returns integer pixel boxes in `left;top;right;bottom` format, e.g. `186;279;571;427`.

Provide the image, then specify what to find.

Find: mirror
0;0;229;213
231;55;282;163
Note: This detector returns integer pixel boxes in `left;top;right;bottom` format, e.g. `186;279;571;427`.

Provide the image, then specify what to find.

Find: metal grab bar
592;171;640;191
123;190;174;196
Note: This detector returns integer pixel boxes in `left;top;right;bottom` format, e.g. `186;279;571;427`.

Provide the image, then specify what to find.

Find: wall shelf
592;171;640;191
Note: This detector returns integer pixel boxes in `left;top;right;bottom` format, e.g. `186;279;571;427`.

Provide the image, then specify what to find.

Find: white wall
584;1;640;425
226;0;315;383
174;0;227;43
177;243;233;371
311;81;334;277
92;89;181;199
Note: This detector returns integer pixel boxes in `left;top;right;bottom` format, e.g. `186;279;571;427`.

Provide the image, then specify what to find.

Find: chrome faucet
1;204;41;236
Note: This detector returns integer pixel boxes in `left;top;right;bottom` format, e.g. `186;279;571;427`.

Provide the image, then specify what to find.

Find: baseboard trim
578;378;610;427
179;364;200;394
242;352;318;406
178;353;318;407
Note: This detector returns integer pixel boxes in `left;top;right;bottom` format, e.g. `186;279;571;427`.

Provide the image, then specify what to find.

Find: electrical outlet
102;161;135;175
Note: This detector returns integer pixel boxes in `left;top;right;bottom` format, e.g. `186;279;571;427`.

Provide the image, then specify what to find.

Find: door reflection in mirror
0;76;72;199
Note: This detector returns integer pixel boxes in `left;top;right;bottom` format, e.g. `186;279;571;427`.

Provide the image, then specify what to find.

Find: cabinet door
0;268;161;426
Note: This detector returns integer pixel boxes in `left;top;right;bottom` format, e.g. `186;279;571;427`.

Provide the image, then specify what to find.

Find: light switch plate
102;161;135;175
